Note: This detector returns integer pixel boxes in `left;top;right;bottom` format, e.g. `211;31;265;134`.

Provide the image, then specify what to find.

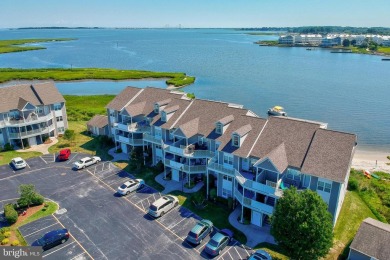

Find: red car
58;149;71;161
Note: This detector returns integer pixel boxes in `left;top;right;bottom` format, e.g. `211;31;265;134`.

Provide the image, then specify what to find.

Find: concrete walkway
108;148;129;162
155;172;204;194
228;207;276;248
16;137;58;155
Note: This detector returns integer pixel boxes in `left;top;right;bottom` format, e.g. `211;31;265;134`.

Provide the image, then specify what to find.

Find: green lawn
0;38;74;54
48;121;113;161
254;242;289;260
377;46;390;54
0;150;42;166
0;68;195;87
64;95;115;121
170;190;247;244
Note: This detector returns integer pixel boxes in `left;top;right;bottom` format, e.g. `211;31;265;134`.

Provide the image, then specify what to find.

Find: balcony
182;164;207;173
143;133;162;144
2;113;53;127
235;171;277;196
115;121;151;133
115;135;143;146
234;187;274;215
164;158;184;170
207;158;235;176
8;126;50;139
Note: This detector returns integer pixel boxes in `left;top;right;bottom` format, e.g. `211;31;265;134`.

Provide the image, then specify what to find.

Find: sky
1;0;390;28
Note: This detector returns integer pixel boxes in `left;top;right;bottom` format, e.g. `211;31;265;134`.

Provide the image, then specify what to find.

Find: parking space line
227;251;234;260
136;186;149;193
85;169;199;253
67;153;79;164
233;247;243;259
135;194;155;205
70;252;86;260
39;156;48;164
242;246;251;256
42;241;76;258
217;242;238;260
168;213;193;230
25;162;31;169
51;214;94;260
0;198;19;203
24;222;59;237
53;154;56;162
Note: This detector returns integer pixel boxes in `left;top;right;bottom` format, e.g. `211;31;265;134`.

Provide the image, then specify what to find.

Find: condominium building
0;82;67;149
106;87;356;227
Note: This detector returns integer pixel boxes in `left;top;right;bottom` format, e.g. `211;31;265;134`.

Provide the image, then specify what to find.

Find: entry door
172;169;180;181
242;158;250;171
251;211;262;227
28;137;37;146
121;142;128;154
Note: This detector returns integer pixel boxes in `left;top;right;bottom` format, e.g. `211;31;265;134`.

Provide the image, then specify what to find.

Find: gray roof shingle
123;101;146;117
301;128;357;183
106;87;143;111
0;82;65;113
218;115;234;125
87;115;109;128
255;143;289;173
234;124;252;137
350;218;390;260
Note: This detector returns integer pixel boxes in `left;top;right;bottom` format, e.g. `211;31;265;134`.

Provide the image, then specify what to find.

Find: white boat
267;106;287;116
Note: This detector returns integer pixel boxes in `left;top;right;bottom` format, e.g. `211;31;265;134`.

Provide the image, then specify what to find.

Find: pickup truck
73;156;101;170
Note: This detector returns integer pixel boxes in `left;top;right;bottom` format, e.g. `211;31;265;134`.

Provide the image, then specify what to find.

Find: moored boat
267;106;287;116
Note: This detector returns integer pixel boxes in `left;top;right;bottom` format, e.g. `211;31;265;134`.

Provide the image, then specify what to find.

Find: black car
36;229;70;250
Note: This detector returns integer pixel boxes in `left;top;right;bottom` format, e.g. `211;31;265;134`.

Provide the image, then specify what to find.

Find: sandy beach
352;147;390;173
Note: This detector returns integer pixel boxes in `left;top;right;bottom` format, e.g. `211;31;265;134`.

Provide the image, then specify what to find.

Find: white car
73;156;101;170
148;195;179;218
117;179;145;196
11;157;27;170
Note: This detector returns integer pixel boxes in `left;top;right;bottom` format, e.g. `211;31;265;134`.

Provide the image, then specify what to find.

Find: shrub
228;197;233;209
3;231;11;238
208;175;215;189
348;177;359;191
115;148;122;153
63;129;75;140
4;204;18;224
1;238;9;245
31;194;45;205
209;188;217;201
11;240;20;246
154;160;164;173
193;191;205;204
3;143;14;151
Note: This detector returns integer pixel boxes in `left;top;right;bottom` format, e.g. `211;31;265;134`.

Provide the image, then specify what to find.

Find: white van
148;195;179;218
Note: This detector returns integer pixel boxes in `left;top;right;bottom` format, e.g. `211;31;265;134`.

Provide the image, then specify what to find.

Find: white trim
120;89;144;111
171;100;194;128
247;120;268;157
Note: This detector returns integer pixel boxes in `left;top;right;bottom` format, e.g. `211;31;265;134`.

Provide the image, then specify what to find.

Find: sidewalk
155;172;204;194
228;207;276;248
108;148;129;162
16;137;58;155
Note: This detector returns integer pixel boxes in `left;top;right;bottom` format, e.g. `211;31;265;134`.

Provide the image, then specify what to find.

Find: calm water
0;29;389;151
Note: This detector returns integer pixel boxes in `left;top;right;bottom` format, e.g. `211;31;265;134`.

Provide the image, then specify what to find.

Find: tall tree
18;184;42;208
271;187;333;260
342;39;350;47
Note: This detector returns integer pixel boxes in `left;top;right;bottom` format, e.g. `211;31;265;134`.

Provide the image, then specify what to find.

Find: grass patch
64;95;115;121
254;242;289;260
48;121;113;161
0;150;41;166
15;202;58;228
170;190;247;244
0;38;75;54
377;46;390;54
114;162;165;192
255;40;279;46
0;68;195;87
327;191;377;259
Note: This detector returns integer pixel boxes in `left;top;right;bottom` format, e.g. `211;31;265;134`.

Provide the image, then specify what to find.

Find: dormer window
232;134;240;147
216;123;223;134
161;111;167;122
154;104;159;113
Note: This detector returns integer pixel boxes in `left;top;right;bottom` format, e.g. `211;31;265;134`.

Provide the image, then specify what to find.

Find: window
54;103;62;111
222;188;232;198
216;123;222;134
35;106;43;114
324;183;332;193
317;180;332;193
223;154;233;165
156;144;162;150
56;116;63;122
223;175;233;182
58;127;65;133
232;134;240;147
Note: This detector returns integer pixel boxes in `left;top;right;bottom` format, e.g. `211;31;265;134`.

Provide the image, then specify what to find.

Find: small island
0;38;75;54
0;68;195;88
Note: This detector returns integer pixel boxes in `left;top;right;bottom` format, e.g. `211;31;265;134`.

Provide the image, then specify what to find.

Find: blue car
204;228;234;256
36;229;70;251
248;249;272;260
186;219;213;245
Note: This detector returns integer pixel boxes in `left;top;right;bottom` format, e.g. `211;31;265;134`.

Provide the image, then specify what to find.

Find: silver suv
148;195;179;218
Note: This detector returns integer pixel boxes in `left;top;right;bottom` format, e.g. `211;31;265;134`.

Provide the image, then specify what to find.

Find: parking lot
0;153;253;260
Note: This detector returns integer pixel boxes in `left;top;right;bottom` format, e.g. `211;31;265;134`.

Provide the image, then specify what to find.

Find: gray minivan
186;219;213;245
